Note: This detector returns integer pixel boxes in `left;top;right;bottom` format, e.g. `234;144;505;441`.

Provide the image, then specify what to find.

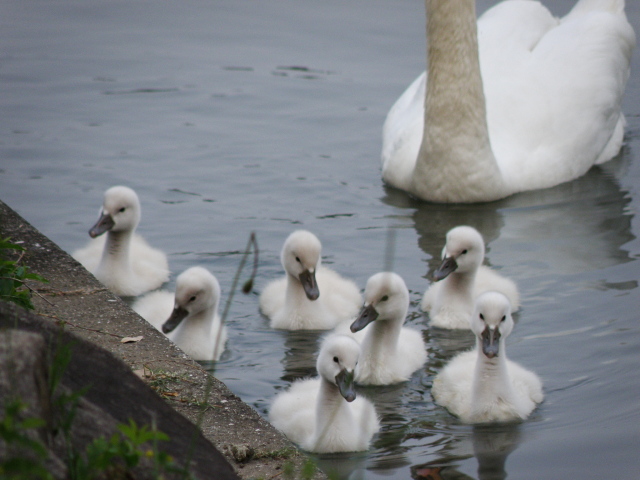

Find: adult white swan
132;266;227;361
73;186;169;296
260;230;362;330
381;0;635;203
269;334;379;453
432;291;543;423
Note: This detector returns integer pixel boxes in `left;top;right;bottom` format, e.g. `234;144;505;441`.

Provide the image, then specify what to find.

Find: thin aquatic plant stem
183;231;258;476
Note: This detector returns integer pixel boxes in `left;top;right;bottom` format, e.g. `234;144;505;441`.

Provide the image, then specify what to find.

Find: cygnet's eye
295;256;301;263
333;356;339;363
189;295;197;302
461;249;468;255
479;313;484;320
380;295;389;302
500;315;506;322
118;207;126;213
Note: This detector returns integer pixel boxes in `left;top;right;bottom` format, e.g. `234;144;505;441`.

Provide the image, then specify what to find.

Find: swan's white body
269;335;379;453
132;266;227;361
432;291;543;423
422;226;519;329
347;272;426;385
382;0;635;203
73;186;169;296
260;230;362;330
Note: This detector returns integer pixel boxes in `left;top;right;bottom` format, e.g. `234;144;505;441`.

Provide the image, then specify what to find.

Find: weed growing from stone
0;237;47;310
0;336;189;479
0;399;53;480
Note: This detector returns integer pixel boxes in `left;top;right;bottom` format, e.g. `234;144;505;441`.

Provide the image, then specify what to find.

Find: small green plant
0;338;187;480
142;367;186;396
67;419;186;480
0;237;47;310
0;399;185;480
0;399;54;480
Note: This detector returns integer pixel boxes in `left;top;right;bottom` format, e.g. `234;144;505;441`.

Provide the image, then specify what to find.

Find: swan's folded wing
259;276;287;318
268;378;319;446
431;350;476;419
130;233;170;289
72;236;106;273
473;265;520;311
132;289;174;333
421;281;441;312
316;266;362;321
508;359;544;405
481;0;635;187
396;327;428;380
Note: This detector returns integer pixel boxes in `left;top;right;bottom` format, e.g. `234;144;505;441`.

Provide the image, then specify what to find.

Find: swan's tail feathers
595;113;626;165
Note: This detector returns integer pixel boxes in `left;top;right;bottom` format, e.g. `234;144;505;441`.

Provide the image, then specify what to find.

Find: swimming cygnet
132;266;227;361
348;272;426;385
422;226;519;329
259;230;361;330
432;291;543;423
269;334;380;453
73;185;169;296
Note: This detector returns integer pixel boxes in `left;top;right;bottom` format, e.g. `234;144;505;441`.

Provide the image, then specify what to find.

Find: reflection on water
365;150;638;480
472;425;521;480
410;425;520;480
383;155;634;277
279;329;324;382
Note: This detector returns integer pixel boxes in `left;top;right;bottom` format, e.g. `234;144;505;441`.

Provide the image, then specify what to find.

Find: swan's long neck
472;340;513;408
172;309;218;346
413;0;507;202
99;230;134;274
313;379;351;449
443;269;476;301
181;307;216;333
361;316;402;360
286;273;309;303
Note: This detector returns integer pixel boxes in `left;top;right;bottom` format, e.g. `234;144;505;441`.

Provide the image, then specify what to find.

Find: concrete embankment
0;199;325;480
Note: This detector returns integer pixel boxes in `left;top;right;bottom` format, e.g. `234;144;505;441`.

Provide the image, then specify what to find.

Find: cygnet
132;266;227;361
422;226;519;329
73;185;169;296
432;291;543;423
269;334;379;453
260;230;361;330
348;272;426;385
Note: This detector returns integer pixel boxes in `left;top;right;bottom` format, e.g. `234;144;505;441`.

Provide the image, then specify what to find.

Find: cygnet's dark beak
89;212;115;238
350;304;378;333
299;269;319;300
481;326;501;359
335;368;356;402
162;305;189;334
433;255;458;281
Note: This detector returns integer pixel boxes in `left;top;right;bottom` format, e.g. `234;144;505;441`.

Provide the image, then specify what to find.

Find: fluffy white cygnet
269;334;380;453
422;226;519;329
347;272;426;385
132;266;227;361
259;230;362;330
432;291;543;423
73;186;169;296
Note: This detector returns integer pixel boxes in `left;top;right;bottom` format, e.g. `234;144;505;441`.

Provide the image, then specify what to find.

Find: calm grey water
2;0;640;478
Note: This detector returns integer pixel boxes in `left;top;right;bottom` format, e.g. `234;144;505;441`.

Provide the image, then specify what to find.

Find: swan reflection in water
382;153;634;296
383;150;634;478
410;424;521;480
